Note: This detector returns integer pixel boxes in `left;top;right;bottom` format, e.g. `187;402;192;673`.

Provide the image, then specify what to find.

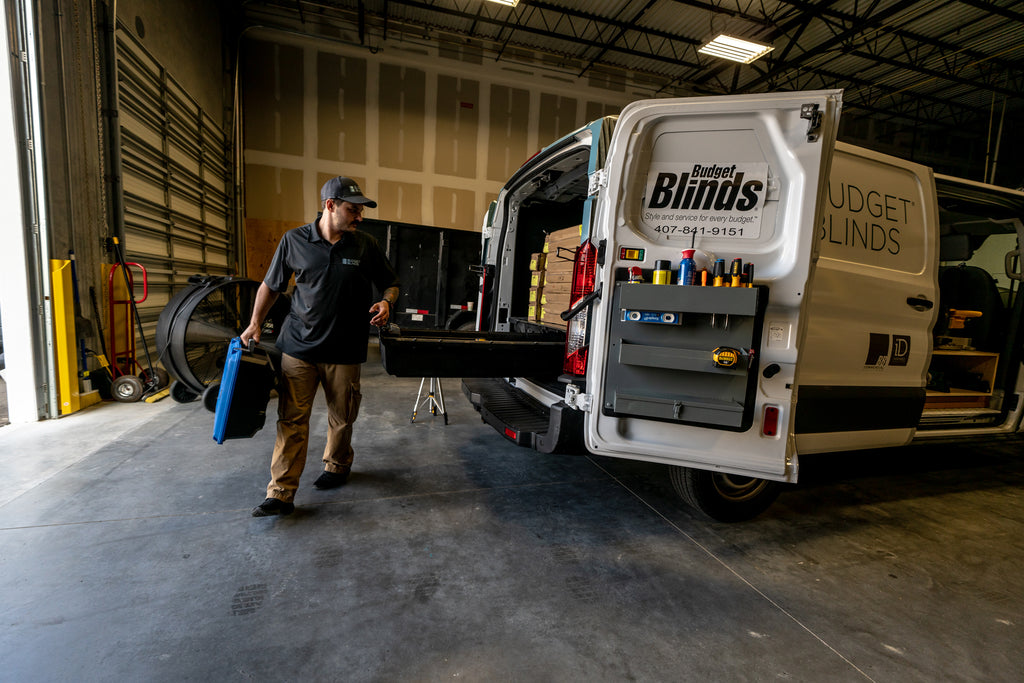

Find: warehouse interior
1;0;1023;679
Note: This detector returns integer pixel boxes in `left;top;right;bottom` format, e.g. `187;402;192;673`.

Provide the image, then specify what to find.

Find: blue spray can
678;249;696;286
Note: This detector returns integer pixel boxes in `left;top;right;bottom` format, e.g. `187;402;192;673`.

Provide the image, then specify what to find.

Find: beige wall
241;28;642;274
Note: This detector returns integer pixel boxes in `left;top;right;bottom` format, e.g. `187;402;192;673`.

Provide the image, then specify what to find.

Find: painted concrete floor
1;348;1022;681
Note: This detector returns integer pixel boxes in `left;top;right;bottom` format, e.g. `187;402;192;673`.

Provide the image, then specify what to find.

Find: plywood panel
487;85;530;181
244;164;304;221
245;218;304;280
379;181;422;225
378;64;425;171
317;52;367;163
434;75;479;178
433;186;476;231
243;40;304;155
538;93;579;144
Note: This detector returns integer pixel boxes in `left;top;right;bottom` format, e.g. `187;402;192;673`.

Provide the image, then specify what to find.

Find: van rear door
583;91;842;482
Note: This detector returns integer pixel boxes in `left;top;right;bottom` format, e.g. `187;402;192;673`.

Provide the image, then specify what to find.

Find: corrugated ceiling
240;0;1023;168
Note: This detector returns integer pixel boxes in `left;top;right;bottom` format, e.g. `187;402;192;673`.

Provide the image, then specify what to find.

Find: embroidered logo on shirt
341;258;361;266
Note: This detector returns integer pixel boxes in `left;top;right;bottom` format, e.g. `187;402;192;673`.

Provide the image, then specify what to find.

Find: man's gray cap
320;176;377;208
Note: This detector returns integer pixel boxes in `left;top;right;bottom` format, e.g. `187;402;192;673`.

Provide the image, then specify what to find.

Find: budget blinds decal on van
641;162;769;240
818;152;925;273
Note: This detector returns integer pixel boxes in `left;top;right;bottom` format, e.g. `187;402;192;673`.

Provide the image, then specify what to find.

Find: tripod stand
411;377;448;424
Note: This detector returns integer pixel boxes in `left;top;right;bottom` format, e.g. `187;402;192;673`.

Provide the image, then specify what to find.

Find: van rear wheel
669;466;780;522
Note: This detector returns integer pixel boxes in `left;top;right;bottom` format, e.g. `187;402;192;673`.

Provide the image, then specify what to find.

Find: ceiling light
698;34;774;64
486;0;519;6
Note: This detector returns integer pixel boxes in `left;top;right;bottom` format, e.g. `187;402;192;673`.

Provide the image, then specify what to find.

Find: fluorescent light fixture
698;34;774;64
486;0;519;6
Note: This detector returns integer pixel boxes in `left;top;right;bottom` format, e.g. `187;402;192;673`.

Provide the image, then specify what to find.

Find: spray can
678;249;696;286
653;260;672;285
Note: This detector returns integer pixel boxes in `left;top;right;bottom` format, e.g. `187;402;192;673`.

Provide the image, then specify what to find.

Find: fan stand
411;377;448;424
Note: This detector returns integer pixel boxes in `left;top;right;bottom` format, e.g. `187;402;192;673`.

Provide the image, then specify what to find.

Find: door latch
801;103;822;142
564;384;593;412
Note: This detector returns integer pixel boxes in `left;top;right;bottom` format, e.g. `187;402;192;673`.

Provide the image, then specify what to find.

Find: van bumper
462;378;584;454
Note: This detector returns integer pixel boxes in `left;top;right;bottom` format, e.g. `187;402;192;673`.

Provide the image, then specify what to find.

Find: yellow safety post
50;259;81;415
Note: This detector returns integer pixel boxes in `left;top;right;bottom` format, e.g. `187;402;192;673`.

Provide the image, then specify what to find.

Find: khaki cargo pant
266;353;362;503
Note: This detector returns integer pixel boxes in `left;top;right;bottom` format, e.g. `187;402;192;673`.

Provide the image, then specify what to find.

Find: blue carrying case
212;338;277;444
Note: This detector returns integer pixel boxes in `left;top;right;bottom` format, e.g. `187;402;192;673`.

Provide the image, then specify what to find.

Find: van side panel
795;144;939;453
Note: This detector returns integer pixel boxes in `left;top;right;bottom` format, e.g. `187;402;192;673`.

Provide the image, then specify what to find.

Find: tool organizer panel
602;282;767;431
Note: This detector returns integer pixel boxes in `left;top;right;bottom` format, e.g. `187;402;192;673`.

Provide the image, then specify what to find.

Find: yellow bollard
50;259;81;415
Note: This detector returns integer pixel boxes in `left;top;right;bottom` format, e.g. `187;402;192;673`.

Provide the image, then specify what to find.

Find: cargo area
920;179;1024;429
486;138;593;343
378;136;595;384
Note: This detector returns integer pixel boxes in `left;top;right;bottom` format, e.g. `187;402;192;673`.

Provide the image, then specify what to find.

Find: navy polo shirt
264;220;400;364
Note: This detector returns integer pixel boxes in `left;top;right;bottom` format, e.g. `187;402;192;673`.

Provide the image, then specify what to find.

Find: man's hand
369;300;390;327
240;321;261;346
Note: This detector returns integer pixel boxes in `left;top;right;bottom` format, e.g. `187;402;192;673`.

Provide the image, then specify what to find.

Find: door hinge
800;103;822;142
564;384;593;412
588;168;607;197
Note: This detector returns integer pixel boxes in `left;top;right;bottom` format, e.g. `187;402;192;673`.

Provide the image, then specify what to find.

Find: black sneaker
251;498;295;517
313;469;349;490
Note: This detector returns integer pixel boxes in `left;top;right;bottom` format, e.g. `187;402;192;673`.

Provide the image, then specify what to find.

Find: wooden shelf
925;349;999;409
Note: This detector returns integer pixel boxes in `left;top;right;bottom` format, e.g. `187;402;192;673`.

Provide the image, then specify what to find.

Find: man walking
241;176;400;517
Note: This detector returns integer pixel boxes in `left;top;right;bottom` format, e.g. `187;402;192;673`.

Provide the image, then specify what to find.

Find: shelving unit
602;282;766;431
924;349;999;410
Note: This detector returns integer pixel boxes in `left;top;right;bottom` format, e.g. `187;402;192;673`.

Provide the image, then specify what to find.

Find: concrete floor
1;346;1022;681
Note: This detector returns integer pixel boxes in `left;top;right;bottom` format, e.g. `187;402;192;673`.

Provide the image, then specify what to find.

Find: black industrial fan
156;276;288;403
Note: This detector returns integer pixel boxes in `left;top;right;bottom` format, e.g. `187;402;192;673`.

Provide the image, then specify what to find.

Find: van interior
925;178;1024;429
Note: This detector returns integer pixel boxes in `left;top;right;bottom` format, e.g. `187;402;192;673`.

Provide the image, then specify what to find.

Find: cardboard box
529;252;546;271
529;286;542;304
545;253;576;273
540;307;568;328
543;270;572;285
543;225;582;253
530;270;544;287
541;290;571;306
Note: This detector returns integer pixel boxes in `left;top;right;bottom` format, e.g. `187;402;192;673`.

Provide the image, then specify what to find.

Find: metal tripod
411;377;448;424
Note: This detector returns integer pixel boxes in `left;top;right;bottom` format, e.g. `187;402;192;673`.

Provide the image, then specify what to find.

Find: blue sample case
212;337;277;444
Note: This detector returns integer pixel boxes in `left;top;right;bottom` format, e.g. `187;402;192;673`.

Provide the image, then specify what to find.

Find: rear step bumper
462;378;584;454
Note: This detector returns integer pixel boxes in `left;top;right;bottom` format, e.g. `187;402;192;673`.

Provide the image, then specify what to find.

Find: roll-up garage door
114;25;234;356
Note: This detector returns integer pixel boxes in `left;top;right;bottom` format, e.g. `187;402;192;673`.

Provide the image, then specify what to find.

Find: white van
380;89;1024;521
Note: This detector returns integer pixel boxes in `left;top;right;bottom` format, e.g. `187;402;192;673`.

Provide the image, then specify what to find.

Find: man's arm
240;282;280;345
368;286;399;327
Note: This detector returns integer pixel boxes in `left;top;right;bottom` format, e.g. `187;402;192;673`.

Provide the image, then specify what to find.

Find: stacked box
528;253;545;321
528;286;542;322
537;226;581;329
543;225;582;254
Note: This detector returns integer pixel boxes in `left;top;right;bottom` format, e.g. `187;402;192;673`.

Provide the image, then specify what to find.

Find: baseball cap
320;176;377;208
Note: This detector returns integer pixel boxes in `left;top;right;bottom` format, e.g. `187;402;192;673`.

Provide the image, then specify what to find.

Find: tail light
762;405;780;437
563;239;597;375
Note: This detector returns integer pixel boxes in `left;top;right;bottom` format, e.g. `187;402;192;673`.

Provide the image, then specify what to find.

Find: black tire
446;309;476;331
202;382;221;413
169;379;198;403
669;466;781;522
139;367;170;390
111;375;144;403
155;277;288;395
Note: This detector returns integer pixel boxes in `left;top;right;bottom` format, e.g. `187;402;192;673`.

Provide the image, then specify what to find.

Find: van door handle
907;296;934;311
561;288;601;321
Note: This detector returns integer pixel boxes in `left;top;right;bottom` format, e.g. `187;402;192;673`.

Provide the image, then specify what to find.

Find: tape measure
712;346;741;368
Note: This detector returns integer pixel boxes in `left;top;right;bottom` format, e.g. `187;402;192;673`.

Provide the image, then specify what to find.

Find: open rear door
583;91;842;482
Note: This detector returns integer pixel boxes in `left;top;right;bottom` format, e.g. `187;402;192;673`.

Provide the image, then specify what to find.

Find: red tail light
762;405;780;437
563;239;597;375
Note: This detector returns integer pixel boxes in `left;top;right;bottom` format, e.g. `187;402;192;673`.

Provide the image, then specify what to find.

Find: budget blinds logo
864;333;910;369
640;162;769;241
